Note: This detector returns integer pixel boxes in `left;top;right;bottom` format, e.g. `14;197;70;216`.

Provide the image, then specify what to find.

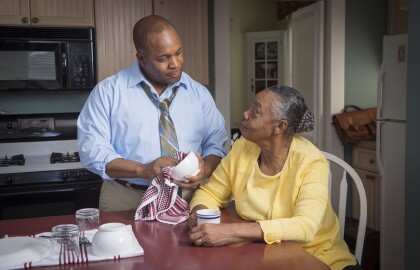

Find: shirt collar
127;61;187;93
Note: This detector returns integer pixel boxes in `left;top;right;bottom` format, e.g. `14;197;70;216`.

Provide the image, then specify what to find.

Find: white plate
0;237;55;269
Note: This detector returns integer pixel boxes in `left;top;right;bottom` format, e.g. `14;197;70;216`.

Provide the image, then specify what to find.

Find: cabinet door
0;0;30;25
352;168;380;230
0;0;94;26
154;0;209;85
94;0;153;82
246;31;286;105
30;0;94;26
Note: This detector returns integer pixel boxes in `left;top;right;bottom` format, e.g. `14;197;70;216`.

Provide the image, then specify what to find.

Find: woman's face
239;90;279;143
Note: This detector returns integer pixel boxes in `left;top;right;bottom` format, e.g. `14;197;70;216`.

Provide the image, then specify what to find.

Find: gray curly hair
266;85;315;136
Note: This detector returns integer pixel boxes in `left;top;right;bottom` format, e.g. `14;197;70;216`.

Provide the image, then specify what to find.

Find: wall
343;0;386;164
405;0;420;268
0;91;90;114
345;0;387;108
229;0;285;128
213;0;231;152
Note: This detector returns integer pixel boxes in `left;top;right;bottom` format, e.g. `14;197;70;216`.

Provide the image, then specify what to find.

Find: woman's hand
189;222;264;247
188;204;208;228
189;223;238;247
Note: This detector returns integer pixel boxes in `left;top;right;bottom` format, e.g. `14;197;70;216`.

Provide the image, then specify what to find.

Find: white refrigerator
377;33;407;270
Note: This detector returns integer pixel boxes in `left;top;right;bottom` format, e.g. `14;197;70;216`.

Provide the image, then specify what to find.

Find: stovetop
0;140;83;174
0;151;82;168
0;139;103;187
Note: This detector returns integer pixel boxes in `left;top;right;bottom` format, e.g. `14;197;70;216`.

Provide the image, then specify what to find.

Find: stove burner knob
75;171;82;179
60;172;69;181
5;176;15;185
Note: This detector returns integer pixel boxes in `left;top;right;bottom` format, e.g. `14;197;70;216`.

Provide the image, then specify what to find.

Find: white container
92;223;134;256
171;151;200;182
196;209;221;226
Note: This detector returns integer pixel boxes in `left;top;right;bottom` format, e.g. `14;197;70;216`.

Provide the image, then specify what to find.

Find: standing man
77;15;228;212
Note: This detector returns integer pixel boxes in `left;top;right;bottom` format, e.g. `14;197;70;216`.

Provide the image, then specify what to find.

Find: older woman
188;85;359;270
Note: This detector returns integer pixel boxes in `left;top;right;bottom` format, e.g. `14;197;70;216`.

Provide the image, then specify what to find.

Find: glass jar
76;208;100;231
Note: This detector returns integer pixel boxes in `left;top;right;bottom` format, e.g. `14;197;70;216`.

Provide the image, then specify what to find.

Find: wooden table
0;205;329;270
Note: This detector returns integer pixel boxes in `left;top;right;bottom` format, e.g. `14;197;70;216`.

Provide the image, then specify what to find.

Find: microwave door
0;41;63;90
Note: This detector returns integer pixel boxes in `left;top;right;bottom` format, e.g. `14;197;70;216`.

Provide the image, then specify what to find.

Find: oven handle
1;186;101;196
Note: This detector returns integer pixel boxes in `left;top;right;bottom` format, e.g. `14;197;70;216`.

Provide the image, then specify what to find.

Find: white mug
196;209;221;226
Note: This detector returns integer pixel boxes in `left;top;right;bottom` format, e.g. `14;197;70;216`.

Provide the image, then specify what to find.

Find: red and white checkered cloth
134;152;190;225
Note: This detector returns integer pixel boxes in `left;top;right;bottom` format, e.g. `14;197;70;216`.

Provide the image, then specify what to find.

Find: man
77;15;228;212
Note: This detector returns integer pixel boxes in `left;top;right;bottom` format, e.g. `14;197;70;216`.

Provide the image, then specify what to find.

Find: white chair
321;151;367;264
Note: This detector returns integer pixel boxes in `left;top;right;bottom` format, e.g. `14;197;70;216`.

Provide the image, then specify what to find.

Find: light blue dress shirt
77;62;228;186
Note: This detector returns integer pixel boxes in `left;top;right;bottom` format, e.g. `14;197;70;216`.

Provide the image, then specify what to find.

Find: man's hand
144;157;179;179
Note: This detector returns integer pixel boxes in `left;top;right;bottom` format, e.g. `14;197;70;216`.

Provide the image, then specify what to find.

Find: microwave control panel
67;42;95;89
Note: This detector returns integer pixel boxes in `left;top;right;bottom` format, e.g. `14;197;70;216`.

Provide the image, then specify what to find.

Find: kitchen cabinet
94;0;153;82
0;0;94;27
94;0;209;86
352;142;380;230
153;0;209;85
246;30;286;105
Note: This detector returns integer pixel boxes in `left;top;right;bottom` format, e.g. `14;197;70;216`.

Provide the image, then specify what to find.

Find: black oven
0;170;102;220
0;27;96;91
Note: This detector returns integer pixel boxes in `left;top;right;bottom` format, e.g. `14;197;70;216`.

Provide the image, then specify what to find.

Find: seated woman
188;85;359;270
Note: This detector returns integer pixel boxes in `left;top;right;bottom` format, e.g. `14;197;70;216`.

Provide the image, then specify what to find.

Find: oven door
0;180;102;220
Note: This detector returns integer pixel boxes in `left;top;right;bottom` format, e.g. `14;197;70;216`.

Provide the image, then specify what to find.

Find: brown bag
332;105;377;145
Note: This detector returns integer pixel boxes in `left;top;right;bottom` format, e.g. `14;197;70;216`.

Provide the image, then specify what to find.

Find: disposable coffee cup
76;208;100;231
196;209;221;226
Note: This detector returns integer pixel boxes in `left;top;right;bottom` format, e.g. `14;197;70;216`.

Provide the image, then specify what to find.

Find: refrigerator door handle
377;61;385;121
376;62;386;177
376;120;385;178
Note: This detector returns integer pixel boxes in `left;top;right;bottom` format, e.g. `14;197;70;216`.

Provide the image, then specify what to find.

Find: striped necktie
141;82;179;157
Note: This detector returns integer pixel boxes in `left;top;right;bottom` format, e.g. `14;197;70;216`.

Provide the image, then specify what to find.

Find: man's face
137;28;184;91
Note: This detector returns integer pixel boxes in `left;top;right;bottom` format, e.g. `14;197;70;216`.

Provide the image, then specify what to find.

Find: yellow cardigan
190;136;357;270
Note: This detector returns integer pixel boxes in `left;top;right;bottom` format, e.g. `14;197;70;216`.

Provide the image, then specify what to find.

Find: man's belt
115;179;183;197
114;179;148;191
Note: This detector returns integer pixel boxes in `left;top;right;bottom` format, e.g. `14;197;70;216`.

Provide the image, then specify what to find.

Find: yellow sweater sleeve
189;147;235;211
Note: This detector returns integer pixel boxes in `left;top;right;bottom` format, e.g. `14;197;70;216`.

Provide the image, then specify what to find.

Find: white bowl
91;223;134;256
171;151;200;182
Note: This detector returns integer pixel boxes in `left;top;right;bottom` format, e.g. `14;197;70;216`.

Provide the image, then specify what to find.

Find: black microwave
0;27;96;91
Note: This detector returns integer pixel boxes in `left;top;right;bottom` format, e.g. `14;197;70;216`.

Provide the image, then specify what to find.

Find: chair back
321;151;367;264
